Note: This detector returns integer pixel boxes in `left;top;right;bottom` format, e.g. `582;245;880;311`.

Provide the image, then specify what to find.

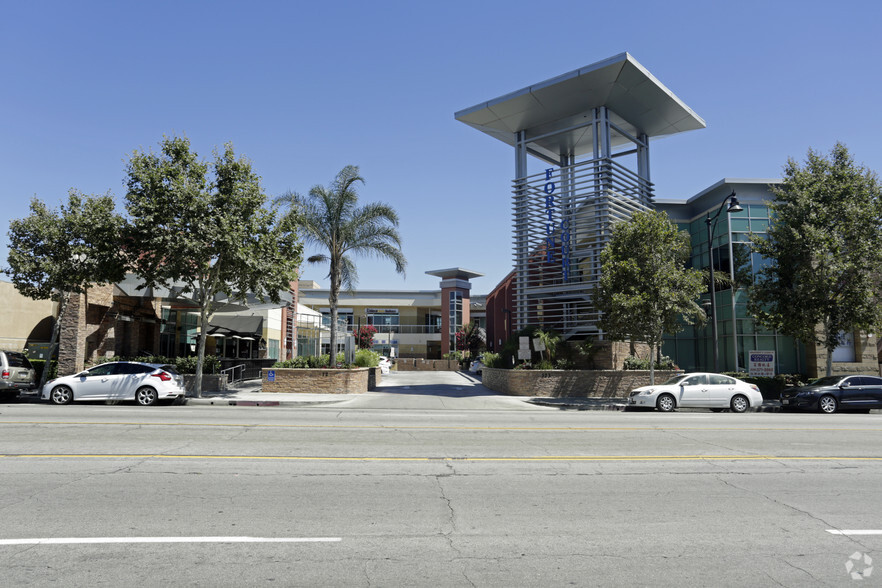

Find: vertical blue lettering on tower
544;168;570;280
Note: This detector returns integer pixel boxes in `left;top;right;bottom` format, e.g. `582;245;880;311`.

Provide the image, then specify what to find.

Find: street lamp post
705;192;743;372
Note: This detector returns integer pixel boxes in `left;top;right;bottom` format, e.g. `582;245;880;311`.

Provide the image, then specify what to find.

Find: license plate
782;399;789;405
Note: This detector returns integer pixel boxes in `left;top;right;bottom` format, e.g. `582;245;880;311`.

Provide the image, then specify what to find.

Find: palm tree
276;166;406;361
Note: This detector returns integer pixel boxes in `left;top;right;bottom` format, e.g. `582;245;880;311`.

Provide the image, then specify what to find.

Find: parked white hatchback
628;372;763;413
42;361;186;406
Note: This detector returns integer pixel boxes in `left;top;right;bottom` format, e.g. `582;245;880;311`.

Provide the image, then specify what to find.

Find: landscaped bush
724;372;808;400
90;354;221;374
272;352;350;369
622;354;677;371
30;359;58;381
481;352;503;368
354;349;380;367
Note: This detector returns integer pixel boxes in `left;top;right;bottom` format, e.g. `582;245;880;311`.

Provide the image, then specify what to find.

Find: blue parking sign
267;370;275;382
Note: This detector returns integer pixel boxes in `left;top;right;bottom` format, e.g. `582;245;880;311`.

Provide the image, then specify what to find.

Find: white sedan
42;361;186;406
378;356;391;375
628;372;763;413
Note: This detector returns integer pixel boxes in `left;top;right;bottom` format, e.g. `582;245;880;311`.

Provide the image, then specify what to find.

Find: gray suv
1;350;36;400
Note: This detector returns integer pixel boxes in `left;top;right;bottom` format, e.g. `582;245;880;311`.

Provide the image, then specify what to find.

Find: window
683;375;707;386
116;363;152;375
86;364;116;377
709;374;735;385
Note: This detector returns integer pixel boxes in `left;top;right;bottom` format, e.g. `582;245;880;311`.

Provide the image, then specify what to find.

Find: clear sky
3;0;881;295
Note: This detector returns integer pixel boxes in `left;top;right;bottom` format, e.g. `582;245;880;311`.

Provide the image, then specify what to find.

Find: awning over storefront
114;274;293;312
206;315;264;338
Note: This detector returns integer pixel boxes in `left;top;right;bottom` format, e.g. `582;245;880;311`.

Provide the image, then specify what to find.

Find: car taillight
1;369;9;379
151;371;172;382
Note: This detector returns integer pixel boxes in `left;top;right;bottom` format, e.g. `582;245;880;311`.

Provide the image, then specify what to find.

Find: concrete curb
527;397;785;412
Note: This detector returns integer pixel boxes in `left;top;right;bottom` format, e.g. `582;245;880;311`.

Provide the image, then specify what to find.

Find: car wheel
135;386;158;406
50;385;73;405
818;394;838;414
730;394;749;413
656;393;676;412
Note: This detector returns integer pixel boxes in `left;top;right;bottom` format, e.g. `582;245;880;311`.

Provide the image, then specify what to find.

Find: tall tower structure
426;268;483;356
456;53;705;339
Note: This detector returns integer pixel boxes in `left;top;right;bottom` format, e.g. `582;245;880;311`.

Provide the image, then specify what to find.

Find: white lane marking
827;530;882;535
0;536;341;545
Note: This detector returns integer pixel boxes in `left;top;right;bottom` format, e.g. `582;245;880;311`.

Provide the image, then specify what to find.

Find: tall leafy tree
5;190;127;386
275;165;406;361
125;136;303;396
748;143;882;376
595;210;705;383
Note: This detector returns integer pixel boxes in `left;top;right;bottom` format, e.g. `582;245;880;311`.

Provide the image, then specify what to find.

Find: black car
780;375;882;414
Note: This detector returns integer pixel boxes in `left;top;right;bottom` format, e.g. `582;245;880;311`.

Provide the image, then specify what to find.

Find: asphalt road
2;383;881;586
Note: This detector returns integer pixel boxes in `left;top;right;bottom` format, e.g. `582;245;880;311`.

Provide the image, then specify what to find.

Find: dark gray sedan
780;375;882;413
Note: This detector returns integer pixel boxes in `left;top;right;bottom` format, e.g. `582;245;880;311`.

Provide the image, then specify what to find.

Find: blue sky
2;0;881;295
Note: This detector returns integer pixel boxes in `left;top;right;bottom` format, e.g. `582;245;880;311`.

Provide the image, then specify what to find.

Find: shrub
482;352;503;368
86;354;220;375
30;359;58;381
724;372;808;400
271;353;352;369
354;349;380;367
622;354;676;370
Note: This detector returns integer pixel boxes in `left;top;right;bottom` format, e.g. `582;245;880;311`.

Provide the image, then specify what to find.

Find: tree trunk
649;342;656;385
823;322;834;377
328;276;339;367
193;300;211;398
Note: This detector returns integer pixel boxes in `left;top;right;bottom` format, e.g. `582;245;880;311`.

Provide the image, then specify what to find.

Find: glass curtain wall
663;203;804;374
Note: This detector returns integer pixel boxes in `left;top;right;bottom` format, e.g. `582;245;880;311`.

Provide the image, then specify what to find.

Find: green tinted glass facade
663;200;805;374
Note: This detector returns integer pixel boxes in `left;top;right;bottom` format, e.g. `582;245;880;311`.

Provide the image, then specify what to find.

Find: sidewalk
186;379;785;411
186;379;358;407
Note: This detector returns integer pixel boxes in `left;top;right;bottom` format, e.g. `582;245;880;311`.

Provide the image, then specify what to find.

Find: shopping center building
3;53;876;378
458;52;878;377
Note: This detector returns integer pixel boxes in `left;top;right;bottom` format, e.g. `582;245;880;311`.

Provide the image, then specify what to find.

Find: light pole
705;192;743;372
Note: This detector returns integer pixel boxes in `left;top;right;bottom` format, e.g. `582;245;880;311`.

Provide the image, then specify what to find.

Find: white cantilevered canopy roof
455;52;705;160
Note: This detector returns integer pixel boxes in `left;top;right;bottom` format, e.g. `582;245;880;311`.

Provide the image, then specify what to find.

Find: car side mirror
76;371;89;377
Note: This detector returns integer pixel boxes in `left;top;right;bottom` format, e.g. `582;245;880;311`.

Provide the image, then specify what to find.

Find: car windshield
662;375;688;385
808;376;844;386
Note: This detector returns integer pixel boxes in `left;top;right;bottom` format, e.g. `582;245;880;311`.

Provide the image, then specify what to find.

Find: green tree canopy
275;165;406;360
125;136;303;396
595;210;705;383
748;142;882;376
5;189;127;386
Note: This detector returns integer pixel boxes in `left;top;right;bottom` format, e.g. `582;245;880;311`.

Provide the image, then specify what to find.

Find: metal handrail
221;364;246;384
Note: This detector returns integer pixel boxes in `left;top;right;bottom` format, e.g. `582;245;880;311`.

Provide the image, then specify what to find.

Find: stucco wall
0;280;56;351
481;368;682;398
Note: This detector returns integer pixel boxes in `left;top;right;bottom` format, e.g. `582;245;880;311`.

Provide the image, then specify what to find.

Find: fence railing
220;364;246;384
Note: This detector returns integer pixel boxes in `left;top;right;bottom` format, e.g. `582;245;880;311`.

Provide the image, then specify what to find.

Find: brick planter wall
395;359;460;371
482;368;682;398
262;368;369;394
